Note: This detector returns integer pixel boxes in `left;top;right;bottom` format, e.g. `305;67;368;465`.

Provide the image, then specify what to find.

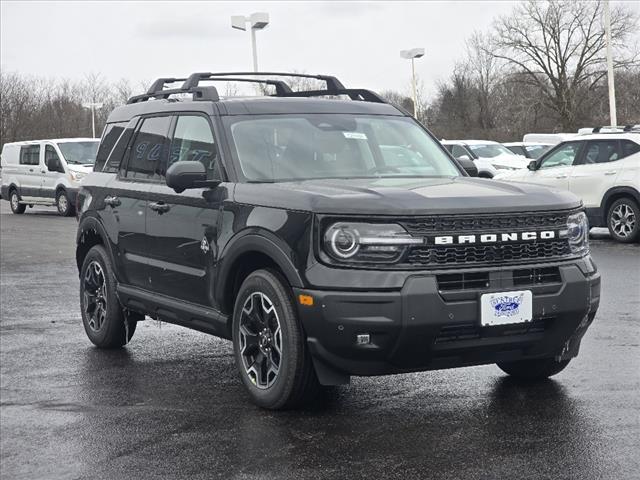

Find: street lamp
400;48;425;118
231;12;270;72
82;102;103;138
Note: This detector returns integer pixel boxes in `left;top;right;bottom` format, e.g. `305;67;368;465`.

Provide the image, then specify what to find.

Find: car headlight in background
494;165;518;170
324;222;423;263
69;170;87;182
562;211;589;254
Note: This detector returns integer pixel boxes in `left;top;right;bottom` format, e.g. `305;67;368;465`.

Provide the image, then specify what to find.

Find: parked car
76;72;600;409
503;142;552;159
495;132;640;242
523;133;577;145
1;138;99;216
443;140;529;175
441;140;498;178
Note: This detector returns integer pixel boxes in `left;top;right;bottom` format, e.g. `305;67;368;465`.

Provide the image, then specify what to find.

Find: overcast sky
2;1;639;99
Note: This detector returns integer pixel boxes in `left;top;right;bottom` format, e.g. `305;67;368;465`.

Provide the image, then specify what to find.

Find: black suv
76;72;601;409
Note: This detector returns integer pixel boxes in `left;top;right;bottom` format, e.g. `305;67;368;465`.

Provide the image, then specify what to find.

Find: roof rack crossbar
183;71;346;93
146;78;188;95
274;88;386;103
181;73;293;95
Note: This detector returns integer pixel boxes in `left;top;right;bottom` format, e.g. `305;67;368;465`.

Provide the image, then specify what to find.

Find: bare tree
491;0;638;130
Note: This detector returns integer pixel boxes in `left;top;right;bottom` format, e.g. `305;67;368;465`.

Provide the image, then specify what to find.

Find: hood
483;154;529;170
67;164;94;174
233;176;581;215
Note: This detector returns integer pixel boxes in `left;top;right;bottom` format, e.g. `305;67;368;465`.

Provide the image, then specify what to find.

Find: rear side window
621;140;640;158
19;145;40;165
95;122;127;172
580;140;619;164
167;115;219;180
124;116;172;180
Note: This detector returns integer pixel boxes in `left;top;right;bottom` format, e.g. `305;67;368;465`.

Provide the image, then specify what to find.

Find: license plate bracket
480;290;533;326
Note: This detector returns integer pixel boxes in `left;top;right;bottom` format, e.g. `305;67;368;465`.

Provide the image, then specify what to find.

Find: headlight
563;211;589;254
323;222;423;263
69;171;87;181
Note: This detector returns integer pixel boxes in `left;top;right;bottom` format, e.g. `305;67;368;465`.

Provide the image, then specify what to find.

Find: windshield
468;143;516;158
56;141;99;165
224;114;461;182
525;144;551;159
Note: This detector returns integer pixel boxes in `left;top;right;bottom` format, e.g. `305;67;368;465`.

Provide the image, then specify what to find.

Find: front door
41;144;63;200
520;141;584;190
145;114;224;307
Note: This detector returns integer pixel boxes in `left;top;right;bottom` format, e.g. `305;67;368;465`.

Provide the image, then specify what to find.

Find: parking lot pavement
1;202;639;480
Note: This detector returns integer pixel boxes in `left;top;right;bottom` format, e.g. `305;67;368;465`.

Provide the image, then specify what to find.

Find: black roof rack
591;125;640;133
127;71;387;105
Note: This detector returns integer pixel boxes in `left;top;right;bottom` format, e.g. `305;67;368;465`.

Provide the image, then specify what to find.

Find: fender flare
76;215;118;277
214;230;305;306
600;186;640;213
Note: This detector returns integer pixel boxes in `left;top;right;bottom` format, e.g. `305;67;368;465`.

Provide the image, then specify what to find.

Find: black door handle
149;201;171;214
104;196;121;207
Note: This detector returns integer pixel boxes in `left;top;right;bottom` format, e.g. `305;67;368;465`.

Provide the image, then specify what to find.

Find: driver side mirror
527;160;538;171
166;161;221;193
456;157;478;177
47;157;63;173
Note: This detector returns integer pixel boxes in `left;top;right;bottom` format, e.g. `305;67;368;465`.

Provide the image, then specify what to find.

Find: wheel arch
76;216;115;275
601;186;640;216
215;232;304;316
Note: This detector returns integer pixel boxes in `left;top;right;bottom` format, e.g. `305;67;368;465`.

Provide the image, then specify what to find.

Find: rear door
146;114;224;307
569;139;622;209
108;115;173;289
18;143;42;200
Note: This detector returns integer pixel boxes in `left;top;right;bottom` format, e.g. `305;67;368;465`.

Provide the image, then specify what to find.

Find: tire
607;197;640;243
56;189;74;217
9;189;26;214
80;245;136;348
232;269;319;410
497;357;571;380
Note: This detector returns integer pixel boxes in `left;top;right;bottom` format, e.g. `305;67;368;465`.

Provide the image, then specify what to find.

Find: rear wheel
56;190;74;217
80;245;136;348
9;190;26;214
497;357;571;380
232;269;319;409
607;197;639;243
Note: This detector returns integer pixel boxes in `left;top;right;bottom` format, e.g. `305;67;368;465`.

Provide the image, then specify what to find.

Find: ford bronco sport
76;72;601;409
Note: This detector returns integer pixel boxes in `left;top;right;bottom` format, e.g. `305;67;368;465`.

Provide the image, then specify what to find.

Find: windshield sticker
343;132;368;140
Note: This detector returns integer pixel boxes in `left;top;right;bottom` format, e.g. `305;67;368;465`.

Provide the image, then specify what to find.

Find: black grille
513;267;562;286
400;211;569;235
407;240;571;266
437;272;490;291
434;319;551;344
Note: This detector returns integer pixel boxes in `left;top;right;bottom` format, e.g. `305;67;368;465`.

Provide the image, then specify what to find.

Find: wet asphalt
1;202;639;480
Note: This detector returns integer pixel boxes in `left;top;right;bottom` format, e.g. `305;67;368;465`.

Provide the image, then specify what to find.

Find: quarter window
95;122;127;172
124;116;172;180
539;142;581;169
166;115;219;179
621;140;640;158
19;145;40;165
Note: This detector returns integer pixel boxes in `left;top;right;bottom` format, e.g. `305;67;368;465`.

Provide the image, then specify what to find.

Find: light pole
604;0;617;126
82;102;103;138
400;48;425;118
231;12;270;72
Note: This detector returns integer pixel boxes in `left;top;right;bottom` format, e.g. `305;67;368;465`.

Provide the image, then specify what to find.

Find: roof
107;96;403;123
503;142;553;147
573;132;640;142
441;139;500;146
2;138;98;146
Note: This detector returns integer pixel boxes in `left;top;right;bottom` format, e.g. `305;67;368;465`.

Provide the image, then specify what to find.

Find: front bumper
295;257;600;384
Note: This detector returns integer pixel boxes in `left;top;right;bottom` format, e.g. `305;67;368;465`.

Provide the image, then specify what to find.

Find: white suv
442;140;529;178
495;132;640;242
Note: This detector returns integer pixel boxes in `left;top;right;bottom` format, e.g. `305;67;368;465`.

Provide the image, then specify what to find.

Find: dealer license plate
480;290;533;326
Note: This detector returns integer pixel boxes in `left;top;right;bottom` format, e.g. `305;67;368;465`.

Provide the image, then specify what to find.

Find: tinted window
19;145;40;165
580;140;619;164
44;145;60;169
125;116;171;180
451;145;470;158
540;142;581;169
506;145;525;156
105;120;137;173
621;140;640;158
95;122;126;171
166;115;218;179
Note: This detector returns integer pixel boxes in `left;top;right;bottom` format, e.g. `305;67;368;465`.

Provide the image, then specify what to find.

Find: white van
0;138;99;215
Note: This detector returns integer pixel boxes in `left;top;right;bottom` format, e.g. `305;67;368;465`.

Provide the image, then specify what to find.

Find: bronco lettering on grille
432;230;556;245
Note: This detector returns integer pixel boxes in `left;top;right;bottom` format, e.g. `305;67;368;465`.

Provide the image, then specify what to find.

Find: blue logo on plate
490;294;524;318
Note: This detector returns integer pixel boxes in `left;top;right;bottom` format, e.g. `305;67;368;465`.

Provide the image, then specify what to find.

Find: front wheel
607;197;639;243
56;190;74;217
232;269;319;410
497;357;571;380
